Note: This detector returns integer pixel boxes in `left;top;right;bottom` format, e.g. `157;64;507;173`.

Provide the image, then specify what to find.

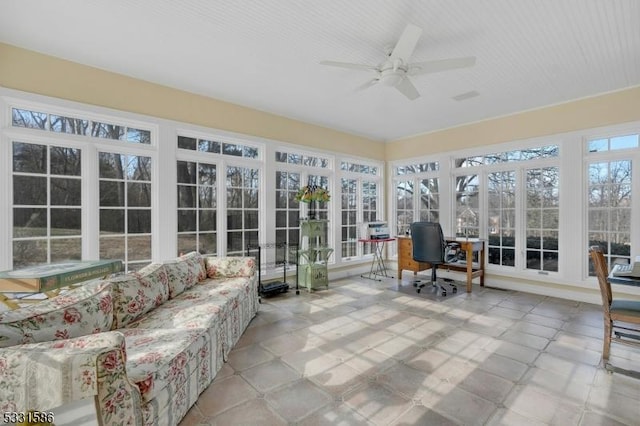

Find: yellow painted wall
3;42;639;162
387;86;640;160
0;42;384;160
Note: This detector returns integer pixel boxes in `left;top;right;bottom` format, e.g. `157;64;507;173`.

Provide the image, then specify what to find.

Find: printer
363;222;390;240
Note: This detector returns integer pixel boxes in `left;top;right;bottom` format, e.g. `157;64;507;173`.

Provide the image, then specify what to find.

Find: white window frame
1;93;159;271
338;157;384;262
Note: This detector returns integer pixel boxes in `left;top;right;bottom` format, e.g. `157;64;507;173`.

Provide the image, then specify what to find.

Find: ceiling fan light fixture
380;70;405;86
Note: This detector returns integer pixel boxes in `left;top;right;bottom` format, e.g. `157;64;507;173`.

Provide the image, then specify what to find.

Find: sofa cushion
127;278;247;330
164;252;206;299
122;328;209;404
110;264;169;329
0;280;113;348
203;256;256;279
179;251;207;282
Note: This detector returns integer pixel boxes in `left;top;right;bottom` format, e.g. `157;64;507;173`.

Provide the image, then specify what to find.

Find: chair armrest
0;331;142;426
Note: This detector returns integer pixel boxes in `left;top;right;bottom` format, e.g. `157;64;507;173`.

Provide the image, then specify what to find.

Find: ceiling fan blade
408;56;476;75
395;77;420;100
355;78;379;92
389;24;423;63
320;60;378;72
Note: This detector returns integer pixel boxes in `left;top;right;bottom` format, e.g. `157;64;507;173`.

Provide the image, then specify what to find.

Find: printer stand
358;237;395;281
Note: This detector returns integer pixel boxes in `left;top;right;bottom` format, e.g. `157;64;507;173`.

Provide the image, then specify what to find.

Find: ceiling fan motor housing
380;66;407;86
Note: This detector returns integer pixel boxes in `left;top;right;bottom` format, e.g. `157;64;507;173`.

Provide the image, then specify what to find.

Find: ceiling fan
320;23;476;100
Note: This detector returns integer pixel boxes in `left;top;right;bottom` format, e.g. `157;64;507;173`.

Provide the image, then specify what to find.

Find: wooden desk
397;236;485;293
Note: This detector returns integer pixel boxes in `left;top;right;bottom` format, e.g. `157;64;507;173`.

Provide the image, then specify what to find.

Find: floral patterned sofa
0;253;259;425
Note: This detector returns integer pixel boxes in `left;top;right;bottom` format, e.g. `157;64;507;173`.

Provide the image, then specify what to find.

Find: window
525;167;559;272
50;114;89;135
341;161;378;175
449;145;561;272
395;162;438;175
307;174;330;220
12;142;82;267
339;159;381;259
393;161;439;236
99;152;152;271
455;174;480;238
177;161;217;255
274;149;348;262
395;180;414;236
362;181;378;224
178;135;259;158
277;151;329;168
12;108;151;143
275;150;331;223
418;178;439;222
341;178;358;257
487;171;516;267
275;171;300;258
360;180;379;256
588;135;638;153
226;166;259;255
587;160;632;272
456;145;559;166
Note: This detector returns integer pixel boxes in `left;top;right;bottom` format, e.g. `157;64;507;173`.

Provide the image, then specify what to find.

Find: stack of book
0;260;122;310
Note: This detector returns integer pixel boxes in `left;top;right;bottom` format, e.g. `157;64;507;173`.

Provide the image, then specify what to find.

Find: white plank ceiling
0;0;639;141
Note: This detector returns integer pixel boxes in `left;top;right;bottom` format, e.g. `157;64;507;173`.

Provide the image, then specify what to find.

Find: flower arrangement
295;185;331;203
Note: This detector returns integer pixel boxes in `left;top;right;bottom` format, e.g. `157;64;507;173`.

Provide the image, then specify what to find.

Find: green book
0;260;123;293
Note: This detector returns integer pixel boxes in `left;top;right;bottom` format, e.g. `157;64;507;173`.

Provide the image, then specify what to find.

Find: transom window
588;134;639;153
395;161;438;175
340;161;378;175
12;108;151;144
276;151;330;168
456;145;559;167
178;135;259;159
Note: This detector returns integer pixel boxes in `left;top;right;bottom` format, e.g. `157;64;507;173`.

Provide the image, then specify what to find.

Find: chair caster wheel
453;288;457;293
416;288;421;293
442;292;447;297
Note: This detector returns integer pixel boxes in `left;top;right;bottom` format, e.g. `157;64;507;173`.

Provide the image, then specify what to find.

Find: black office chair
410;221;458;296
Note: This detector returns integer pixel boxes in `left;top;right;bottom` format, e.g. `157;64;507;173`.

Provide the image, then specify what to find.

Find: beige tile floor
180;276;640;425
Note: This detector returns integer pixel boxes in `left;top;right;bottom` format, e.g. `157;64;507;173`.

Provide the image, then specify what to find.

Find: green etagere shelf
297;219;333;291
